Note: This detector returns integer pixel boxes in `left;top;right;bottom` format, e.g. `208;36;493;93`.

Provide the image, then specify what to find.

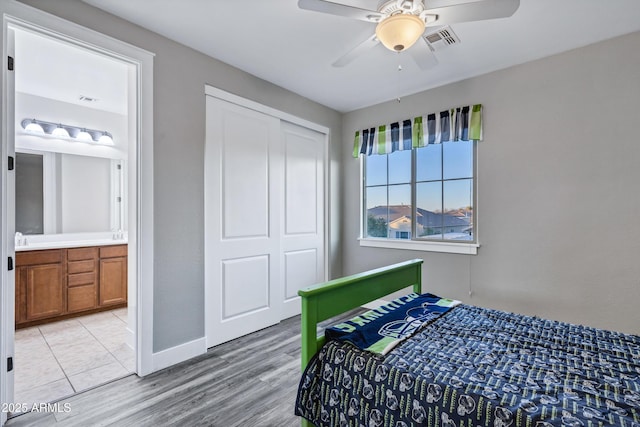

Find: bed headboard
297;258;423;369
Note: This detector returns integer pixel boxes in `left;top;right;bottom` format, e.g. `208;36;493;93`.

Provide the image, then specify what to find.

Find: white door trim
204;85;330;346
0;3;155;421
0;24;15;424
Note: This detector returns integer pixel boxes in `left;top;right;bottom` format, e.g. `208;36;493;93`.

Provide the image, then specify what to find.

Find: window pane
388;183;411;206
416;181;442;239
366;186;388;238
388;184;412;239
416;144;441;182
443;140;473;180
365;154;387;186
443;179;473;241
388;150;411;185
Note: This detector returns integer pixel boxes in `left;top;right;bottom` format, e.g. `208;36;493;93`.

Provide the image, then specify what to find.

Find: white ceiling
73;0;640;113
14;27;129;115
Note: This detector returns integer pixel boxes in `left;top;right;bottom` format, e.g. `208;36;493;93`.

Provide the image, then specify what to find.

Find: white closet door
280;122;325;319
205;96;283;348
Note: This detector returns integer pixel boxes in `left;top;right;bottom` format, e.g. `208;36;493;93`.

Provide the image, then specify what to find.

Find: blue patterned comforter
295;304;640;426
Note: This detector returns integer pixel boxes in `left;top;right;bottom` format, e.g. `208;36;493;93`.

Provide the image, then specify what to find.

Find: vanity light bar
20;118;114;145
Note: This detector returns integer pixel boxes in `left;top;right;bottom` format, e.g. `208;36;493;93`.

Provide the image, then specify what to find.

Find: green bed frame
297;258;423;426
297;258;424;370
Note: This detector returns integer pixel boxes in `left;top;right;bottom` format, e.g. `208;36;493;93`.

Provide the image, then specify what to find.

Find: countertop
14;232;128;252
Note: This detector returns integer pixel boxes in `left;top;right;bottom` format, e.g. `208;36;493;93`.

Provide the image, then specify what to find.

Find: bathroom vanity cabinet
15;244;127;328
15;249;65;324
99;245;128;307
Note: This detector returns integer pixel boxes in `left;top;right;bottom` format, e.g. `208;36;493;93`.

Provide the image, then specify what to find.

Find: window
363;140;475;247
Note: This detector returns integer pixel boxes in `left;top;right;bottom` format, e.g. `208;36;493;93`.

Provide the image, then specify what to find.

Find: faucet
15;232;25;246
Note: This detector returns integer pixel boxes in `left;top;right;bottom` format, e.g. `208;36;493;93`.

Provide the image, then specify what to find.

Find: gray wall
18;0;640;349
343;31;640;335
20;0;343;352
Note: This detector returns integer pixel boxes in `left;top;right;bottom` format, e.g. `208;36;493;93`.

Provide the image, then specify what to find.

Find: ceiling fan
298;0;520;69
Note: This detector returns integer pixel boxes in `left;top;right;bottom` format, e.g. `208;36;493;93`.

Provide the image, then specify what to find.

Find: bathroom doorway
0;5;154;422
11;26;134;410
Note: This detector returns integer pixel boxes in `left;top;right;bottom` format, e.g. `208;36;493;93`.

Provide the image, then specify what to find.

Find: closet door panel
205;96;282;348
280;122;326;319
221;112;270;240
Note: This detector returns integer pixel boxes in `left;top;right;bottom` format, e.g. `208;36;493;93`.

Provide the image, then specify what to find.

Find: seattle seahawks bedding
295;301;640;426
325;293;459;355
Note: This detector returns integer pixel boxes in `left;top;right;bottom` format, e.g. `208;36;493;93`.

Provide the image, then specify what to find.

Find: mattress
295;303;640;426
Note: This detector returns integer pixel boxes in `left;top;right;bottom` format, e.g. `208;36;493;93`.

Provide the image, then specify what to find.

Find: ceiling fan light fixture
375;13;425;52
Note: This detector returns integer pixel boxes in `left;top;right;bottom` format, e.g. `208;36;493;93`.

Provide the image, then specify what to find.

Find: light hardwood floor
7;316;304;427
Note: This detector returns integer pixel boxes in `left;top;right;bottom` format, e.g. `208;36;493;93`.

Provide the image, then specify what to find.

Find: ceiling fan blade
408;37;439;70
298;0;383;22
426;0;520;26
332;34;380;67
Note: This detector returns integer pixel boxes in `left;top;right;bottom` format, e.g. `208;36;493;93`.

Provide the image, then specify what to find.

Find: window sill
358;238;479;255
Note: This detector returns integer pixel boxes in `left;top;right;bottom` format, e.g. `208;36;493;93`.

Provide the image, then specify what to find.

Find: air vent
79;95;99;103
423;25;460;50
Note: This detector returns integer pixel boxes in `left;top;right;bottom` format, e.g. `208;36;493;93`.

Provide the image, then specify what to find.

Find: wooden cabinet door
26;263;65;321
99;257;127;306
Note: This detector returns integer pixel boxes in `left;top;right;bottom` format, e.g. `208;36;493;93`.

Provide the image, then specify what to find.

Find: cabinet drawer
68;259;96;274
100;245;127;258
68;247;99;261
16;249;63;266
68;285;97;313
68;272;96;287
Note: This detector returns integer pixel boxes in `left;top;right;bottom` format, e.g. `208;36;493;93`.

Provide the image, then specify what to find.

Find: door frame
0;2;155;421
203;85;330;346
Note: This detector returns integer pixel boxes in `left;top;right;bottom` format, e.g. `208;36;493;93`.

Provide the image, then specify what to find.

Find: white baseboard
152;337;207;372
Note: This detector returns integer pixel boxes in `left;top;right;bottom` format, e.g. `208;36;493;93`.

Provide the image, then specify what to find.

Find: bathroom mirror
15;150;124;235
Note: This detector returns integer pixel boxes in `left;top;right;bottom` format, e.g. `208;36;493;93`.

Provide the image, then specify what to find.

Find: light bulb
77;129;93;142
98;132;114;145
51;124;70;138
24;119;44;134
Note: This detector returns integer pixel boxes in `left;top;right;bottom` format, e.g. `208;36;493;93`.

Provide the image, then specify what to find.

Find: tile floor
13;308;135;409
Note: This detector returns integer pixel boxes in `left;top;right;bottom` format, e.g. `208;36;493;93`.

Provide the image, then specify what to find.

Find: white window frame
358;143;479;255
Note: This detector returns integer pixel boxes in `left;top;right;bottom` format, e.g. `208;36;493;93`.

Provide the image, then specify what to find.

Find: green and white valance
353;104;483;157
